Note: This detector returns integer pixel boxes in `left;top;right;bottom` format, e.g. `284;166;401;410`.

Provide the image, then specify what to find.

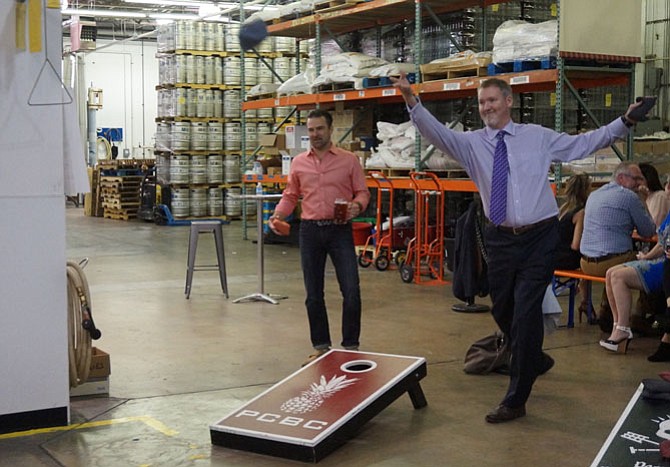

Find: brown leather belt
495;217;556;235
581;251;632;263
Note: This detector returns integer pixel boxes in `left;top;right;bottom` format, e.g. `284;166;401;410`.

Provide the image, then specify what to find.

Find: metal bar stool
185;220;228;299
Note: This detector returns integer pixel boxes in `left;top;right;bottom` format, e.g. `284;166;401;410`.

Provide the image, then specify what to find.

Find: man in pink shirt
269;109;370;365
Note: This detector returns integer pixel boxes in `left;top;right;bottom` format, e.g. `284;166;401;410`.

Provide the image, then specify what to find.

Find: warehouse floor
2;206;669;466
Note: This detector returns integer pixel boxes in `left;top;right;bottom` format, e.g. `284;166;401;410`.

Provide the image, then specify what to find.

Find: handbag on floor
463;330;511;375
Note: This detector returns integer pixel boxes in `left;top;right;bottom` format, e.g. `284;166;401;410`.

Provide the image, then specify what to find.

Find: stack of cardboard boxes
259;106;375;174
331;104;373;167
70;347;111;397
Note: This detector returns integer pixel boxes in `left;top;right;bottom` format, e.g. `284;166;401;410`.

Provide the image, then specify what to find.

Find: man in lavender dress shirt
392;74;648;423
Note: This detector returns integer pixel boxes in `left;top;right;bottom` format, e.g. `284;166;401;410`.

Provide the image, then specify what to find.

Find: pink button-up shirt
274;144;370;220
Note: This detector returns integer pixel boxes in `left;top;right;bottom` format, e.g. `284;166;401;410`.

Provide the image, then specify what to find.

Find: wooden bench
553;269;606;328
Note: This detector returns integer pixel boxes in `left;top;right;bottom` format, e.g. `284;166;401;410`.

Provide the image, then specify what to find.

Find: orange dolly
399;172;446;284
357;171;399;271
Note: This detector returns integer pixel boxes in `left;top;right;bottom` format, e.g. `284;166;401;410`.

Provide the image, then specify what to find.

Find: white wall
81;39;158;158
0;4;68;422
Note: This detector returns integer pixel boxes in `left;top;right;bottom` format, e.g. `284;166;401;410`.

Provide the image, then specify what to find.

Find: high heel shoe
599;325;633;353
648;342;670;362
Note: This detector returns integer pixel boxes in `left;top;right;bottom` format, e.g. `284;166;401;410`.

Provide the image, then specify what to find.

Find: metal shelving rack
245;0;639;164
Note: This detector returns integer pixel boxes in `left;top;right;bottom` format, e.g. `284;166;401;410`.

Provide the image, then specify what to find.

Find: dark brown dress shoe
485;404;526;423
538;352;554;376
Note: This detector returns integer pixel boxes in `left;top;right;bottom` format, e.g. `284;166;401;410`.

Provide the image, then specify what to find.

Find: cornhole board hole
210;349;427;462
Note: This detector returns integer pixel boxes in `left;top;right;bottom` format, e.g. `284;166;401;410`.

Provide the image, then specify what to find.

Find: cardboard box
332;108;374;134
653;140;670;155
88;347;111;379
333;129;374;148
285;125;308;149
70;377;109;397
259;134;286;156
338;140;363;152
634;141;655;156
592;141;625;156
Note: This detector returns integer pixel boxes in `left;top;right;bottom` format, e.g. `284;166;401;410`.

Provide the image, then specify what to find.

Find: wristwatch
621;115;635;128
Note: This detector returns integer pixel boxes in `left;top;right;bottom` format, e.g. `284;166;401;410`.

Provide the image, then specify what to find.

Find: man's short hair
612;161;639;180
307;109;333;128
479;78;512;98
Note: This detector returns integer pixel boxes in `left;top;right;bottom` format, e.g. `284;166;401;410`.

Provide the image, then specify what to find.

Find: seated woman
601;212;670;353
640;163;670;227
632;164;669;332
648;251;670;362
555;174;591;319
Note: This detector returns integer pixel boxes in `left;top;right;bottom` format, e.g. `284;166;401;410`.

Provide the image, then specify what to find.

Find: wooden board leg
408;382;427;409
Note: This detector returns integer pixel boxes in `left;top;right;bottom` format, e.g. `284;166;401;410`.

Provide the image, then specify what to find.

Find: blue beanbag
239;19;268;51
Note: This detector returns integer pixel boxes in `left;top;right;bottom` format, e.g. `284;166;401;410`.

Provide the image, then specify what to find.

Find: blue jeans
299;221;361;349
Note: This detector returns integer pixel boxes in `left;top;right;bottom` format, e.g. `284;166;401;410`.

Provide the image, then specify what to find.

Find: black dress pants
484;218;558;408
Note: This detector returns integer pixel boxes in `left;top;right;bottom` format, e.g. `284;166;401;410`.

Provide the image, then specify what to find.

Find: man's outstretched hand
625;96;657;124
390;72;418;108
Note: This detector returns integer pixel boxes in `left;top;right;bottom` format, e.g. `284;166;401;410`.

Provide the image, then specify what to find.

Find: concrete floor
2;206;669;466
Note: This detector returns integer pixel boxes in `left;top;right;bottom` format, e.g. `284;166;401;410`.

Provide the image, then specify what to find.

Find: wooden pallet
100;190;139;199
100;175;143;182
100;176;143;190
103;208;138;221
276;91;308;98
313;81;357;93
365;168;468;178
97;160;154;170
100;183;141;192
102;200;141;210
422;65;488;82
91;167;104;217
314;0;364;13
246;92;276;101
365;167;413;177
89;161;152;218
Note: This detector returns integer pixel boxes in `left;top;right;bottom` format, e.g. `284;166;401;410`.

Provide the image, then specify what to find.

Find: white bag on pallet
492;20;558;63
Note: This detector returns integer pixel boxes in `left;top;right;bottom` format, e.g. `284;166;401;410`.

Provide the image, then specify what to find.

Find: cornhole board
591;383;670;467
210;349;427;462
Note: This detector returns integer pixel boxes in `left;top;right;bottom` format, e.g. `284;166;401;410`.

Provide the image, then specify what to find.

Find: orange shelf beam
246;174;478;192
242;69;630;111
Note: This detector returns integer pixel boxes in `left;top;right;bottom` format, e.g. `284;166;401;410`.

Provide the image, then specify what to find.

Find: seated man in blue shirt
581;161;655;272
580;161;656;331
391;73;651;423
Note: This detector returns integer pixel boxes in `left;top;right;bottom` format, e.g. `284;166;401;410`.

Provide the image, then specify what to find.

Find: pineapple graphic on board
280;374;359;414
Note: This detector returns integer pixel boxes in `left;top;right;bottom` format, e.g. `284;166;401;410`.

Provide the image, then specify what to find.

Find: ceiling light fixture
149;12;200;20
123;0;275;11
61;8;147;19
123;0;213;6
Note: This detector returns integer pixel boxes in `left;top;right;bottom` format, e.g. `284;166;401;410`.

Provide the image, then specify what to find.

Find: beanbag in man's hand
628;96;657;122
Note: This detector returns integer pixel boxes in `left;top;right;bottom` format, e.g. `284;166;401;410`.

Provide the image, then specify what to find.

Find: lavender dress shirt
409;101;630;228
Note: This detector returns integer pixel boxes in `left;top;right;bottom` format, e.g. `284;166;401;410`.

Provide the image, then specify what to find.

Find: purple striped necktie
489;130;508;226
